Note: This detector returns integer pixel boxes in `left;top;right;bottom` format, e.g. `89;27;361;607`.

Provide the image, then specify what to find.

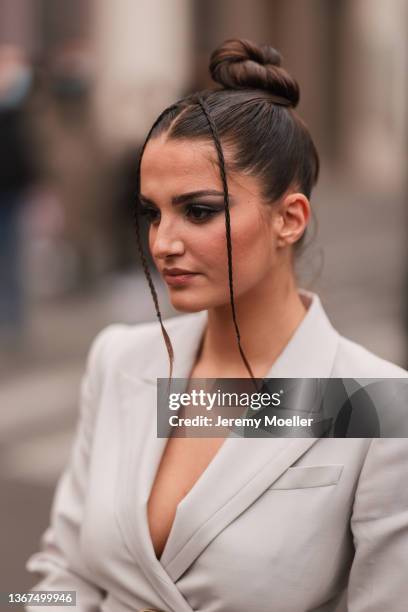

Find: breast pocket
266;464;344;490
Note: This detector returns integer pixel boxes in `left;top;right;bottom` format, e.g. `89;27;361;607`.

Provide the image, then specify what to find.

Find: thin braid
195;94;257;384
134;104;179;381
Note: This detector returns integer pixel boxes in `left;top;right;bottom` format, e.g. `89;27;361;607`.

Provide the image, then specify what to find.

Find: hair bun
209;38;299;107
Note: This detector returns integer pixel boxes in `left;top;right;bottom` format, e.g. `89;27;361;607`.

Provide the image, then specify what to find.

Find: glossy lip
162;267;200;287
163;267;196;276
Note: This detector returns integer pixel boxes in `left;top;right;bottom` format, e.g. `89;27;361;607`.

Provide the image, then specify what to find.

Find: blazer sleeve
348;437;408;610
25;324;123;612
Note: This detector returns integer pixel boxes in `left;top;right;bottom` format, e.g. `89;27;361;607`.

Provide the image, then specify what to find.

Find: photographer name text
168;414;314;429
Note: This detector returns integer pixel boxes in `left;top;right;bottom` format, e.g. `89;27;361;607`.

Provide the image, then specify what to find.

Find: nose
150;221;185;261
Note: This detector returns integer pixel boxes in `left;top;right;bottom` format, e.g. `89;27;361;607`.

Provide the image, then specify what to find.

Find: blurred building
2;0;407;172
1;0;406;230
92;0;406;195
192;0;408;195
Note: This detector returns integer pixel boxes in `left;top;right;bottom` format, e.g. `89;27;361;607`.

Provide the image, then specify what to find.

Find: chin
169;295;208;313
168;288;229;313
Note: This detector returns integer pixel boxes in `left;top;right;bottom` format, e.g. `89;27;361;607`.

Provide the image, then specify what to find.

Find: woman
26;39;408;612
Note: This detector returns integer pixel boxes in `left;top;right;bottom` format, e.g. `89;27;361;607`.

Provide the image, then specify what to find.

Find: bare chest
147;434;226;560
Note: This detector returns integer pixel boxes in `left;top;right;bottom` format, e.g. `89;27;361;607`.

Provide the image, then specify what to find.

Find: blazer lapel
115;372;196;612
116;289;341;590
113;311;209;610
160;436;319;581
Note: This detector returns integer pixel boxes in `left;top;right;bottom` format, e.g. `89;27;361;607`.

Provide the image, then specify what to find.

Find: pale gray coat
26;290;408;611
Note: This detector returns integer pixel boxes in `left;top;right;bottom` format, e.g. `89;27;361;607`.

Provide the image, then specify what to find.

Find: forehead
140;136;221;197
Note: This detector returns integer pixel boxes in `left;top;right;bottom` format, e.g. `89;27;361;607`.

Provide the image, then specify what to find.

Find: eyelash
139;203;223;225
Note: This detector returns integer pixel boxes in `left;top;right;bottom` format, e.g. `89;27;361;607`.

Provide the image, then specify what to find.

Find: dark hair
134;38;320;382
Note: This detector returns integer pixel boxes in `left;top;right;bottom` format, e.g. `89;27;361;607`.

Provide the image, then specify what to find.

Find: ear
275;192;311;248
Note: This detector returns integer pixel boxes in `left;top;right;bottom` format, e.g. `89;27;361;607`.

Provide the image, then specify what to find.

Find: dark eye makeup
139;202;224;225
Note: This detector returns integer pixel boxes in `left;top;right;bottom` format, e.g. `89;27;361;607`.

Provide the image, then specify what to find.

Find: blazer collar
130;288;340;384
266;288;340;378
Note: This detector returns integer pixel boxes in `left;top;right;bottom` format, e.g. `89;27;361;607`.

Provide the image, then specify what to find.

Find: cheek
194;216;273;287
232;217;273;276
199;224;227;264
182;221;228;271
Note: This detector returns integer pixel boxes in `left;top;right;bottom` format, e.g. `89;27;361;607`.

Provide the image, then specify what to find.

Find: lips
163;268;196;276
162;268;199;287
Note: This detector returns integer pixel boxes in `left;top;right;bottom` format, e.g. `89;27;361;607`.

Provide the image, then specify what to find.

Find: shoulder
332;334;408;378
85;311;203;377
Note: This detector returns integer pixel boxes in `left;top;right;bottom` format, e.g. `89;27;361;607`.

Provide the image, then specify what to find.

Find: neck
197;269;308;378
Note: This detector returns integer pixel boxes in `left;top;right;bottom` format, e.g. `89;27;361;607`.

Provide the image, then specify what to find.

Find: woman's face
140;135;301;313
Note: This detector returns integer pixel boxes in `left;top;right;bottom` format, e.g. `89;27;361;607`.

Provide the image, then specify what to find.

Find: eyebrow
139;189;226;206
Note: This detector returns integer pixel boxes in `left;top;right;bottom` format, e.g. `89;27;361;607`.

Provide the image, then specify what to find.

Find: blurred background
0;0;407;591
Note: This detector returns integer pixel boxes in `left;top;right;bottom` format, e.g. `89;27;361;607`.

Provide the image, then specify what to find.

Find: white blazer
26;290;408;612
